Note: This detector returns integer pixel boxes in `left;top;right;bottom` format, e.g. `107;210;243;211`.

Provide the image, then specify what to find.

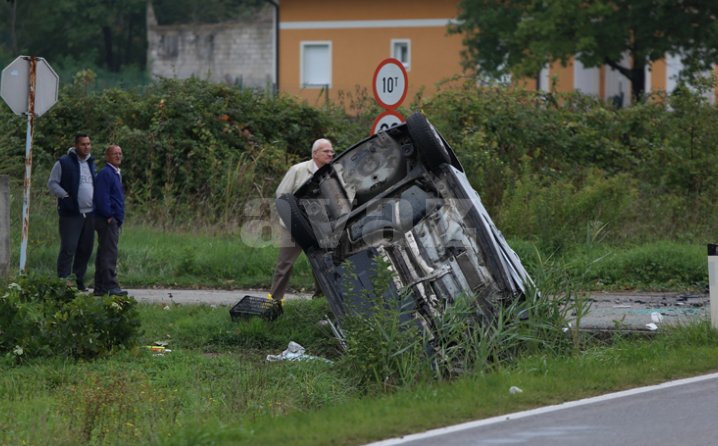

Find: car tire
406;112;451;169
276;194;318;250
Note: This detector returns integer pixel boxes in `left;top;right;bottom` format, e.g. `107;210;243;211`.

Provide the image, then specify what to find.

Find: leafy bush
0;275;140;362
0;75;359;227
3;73;718;247
566;241;708;290
498;168;637;252
420;80;718;247
338;294;430;392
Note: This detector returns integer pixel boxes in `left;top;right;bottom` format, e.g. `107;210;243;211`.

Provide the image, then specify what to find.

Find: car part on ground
277;112;535;342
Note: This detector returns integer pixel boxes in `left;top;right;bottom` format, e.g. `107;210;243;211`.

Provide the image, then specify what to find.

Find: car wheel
276;194;318;250
406;112;450;169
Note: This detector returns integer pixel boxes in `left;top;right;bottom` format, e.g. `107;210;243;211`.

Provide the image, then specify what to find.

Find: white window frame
391;39;411;71
300;41;332;89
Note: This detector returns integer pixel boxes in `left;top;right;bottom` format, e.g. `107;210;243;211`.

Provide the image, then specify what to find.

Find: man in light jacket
47;133;95;291
269;138;334;301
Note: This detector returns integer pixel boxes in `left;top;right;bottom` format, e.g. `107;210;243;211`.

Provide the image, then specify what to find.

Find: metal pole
0;175;9;278
708;244;718;329
19;56;36;273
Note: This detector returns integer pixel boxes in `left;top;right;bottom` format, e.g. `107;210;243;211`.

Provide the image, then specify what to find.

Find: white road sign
371;110;405;135
372;58;408;109
1;56;59;117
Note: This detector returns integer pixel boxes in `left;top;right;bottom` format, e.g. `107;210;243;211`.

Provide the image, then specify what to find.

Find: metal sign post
19;58;37;273
708;244;718;329
1;56;59;272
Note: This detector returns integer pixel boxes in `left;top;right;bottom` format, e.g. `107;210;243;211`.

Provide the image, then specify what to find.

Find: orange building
276;1;716;107
278;0;464;107
540;54;717;106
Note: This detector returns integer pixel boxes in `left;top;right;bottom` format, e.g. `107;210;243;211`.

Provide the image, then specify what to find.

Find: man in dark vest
47;133;96;291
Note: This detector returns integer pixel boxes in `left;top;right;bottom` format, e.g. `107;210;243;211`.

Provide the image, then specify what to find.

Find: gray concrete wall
147;4;275;90
0;175;9;277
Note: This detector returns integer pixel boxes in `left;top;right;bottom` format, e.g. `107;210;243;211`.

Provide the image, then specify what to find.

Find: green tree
152;0;264;25
0;0;147;71
0;0;267;71
452;0;718;101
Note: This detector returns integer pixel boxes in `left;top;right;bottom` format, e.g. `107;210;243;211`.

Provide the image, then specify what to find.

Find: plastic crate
229;295;282;321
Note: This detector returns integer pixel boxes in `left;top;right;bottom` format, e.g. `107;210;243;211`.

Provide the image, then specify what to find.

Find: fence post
0;175;9;278
708;244;718;329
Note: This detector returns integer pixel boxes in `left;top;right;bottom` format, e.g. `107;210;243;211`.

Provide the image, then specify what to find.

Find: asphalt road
124;288;311;306
124;288;711;332
575;291;709;331
367;372;718;446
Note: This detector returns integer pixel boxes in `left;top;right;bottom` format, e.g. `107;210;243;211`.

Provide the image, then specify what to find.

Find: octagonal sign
1;56;59;117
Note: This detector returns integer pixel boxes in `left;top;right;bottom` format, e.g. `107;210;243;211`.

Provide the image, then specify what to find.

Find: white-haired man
270;138;334;301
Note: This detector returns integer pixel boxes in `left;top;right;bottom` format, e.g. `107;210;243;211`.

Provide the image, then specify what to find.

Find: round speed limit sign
371;110;405;135
372;58;408;110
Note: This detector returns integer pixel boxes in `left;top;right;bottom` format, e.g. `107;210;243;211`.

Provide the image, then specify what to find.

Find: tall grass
336;266;594;392
7;176;316;289
6;173;708;292
0;298;348;446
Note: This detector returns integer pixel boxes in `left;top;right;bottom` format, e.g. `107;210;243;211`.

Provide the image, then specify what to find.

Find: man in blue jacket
47;133;96;291
93;144;127;296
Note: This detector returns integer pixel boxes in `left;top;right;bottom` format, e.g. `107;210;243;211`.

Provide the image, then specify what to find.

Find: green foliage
336;253;587;390
0;275;140;362
566;241;708;291
336;260;431;391
0;0;147;72
498;168;636;252
422;82;718;248
153;0;265;25
0;76;350;225
338;296;430;392
2;74;718;287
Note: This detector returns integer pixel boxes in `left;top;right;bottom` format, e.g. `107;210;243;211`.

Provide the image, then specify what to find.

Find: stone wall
147;3;275;90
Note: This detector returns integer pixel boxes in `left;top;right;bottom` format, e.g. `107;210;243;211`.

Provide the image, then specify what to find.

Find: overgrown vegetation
1;275;717;445
334;252;591;394
0;275;139;362
3;76;717;249
0;76;713;292
0;55;715;444
421;80;718;251
0;75;377;228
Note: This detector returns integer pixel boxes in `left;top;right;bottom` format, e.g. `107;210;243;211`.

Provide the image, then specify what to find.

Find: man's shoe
93;289;107;296
108;288;128;296
76;280;89;292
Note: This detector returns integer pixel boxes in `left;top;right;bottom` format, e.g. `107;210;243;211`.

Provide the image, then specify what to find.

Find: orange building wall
650;59;667;93
279;0;464;106
550;61;575;93
282;0;456;21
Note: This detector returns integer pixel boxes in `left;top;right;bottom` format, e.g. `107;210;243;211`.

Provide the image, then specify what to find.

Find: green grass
8;184;710;293
3;173;716;445
11;186;317;290
2;300;717;446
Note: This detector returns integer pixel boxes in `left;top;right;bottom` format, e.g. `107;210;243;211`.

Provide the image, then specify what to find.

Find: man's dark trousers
57;213;94;282
94;218;120;293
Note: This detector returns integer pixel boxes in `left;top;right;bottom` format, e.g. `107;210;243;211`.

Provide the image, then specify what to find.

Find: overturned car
277;112;534;339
